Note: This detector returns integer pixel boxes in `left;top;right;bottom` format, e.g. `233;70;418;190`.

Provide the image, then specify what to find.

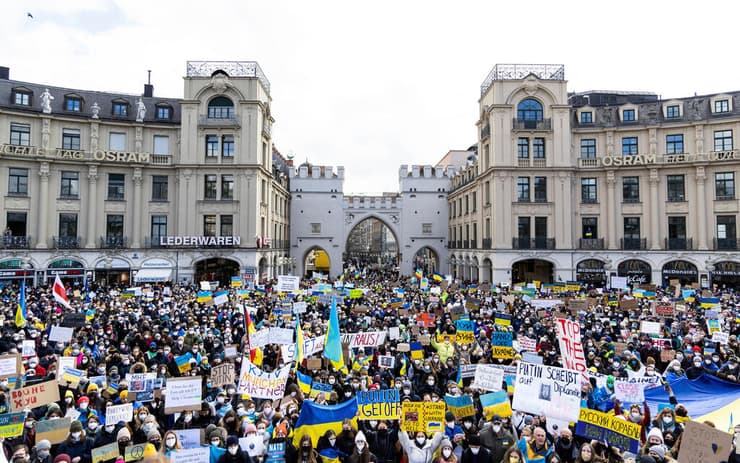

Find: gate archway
512;259;554;284
344;217;399;271
195;257;240;287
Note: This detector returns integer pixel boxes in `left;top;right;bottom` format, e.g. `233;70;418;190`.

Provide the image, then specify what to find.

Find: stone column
132;167;143;248
37;162;50;248
606;170;617;249
696;166;708;250
86;165;98;248
649;169;660;250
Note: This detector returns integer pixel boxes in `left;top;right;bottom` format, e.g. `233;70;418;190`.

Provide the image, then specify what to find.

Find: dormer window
622;109;635;121
156;104;172;120
580;112;593;123
112;99;129;116
666;105;680;118
12;87;32;106
207;96;234;119
64;95;82;112
714;99;729;113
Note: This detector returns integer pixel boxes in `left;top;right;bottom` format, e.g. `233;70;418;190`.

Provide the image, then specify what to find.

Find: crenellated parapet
343;195;402;209
398;164;456;179
289;165;345;179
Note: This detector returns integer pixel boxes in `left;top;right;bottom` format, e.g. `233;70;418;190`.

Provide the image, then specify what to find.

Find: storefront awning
134;268;172;282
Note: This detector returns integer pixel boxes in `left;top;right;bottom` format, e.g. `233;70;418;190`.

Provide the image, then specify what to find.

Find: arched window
517;98;543;121
207;96;234;119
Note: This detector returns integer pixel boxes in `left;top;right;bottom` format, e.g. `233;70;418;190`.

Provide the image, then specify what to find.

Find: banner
36;417;71;444
0;412;24;438
445;394;475;418
281;335;325;363
575;408;641;453
357;389;402;420
276;275;300;292
106;403;134;424
511;363;582;422
164;376;203;413
401;401;445;433
211;363;235;388
472;364;504;392
92;442;120;463
250;328;271;349
455;320;475;344
678;420;734;463
236;358;290;400
480;390;512;418
340;332;387;348
555;318;587;375
10;380;60;412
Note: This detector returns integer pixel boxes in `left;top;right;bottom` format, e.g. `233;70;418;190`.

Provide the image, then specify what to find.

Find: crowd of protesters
0;267;738;463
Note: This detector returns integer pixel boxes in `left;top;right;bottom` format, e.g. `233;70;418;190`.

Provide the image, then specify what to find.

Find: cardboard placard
124;443;148;462
164;376;203;413
211;363;235;388
419;335;431;346
396;343;410;352
92;442;120;463
306;357;322;371
678;420;734;463
619;298;638;310
401;401;445;433
11;380;60;412
224;344;238;358
660;350;676;362
0;354;21;379
35;417;71;444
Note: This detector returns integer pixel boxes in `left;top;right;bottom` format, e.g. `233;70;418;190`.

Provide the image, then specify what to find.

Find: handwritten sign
10;380;60;412
48;326;74;343
35;417;71;444
512;363;582;423
92;442;121;463
0;412;24;438
472;364;504;392
555;318;587;376
455;319;475;344
164;376;203;413
0;354;21;379
357;389;401;420
340;332;387;348
250;329;271;349
640;321;661;335
445;394;475;418
236;359;290;400
678;420;734;463
401;401;445;433
106;403;134;424
613;380;644;403
211;363;235;388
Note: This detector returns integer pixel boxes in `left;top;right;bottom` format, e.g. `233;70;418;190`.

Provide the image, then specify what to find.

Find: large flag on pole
53;275;71;309
245;308;263;366
323;296;346;373
295;313;305;370
15;279;27;327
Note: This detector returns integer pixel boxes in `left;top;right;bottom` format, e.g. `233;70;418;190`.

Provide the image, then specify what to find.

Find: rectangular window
717;216;736;244
113;103;128;116
106;215;124;239
580;139;596;159
534;217;547;238
714;130;733;151
220;215;233;236
666;105;680;118
8;168;28;195
623;176;640;202
484;181;490;205
517;137;529;159
581;178;597;203
60;171;79;198
152;175;168;201
204;215;217;236
153;135;169;155
580;112;593;124
582;217;598;239
222;135;234;157
622;137;638;155
6;212;27;237
715;172;735;200
472;192;477;211
465;196;469;214
59;213;78;238
156;106;170;119
13;92;30;106
517;177;530;202
534;176;547;202
62;129;81;150
221;175;234;200
151;215;167;243
532;138;545;159
204;175;217;200
311;223;321;234
666;134;684;154
518;217;531;238
422;223;432;234
714;100;730;113
107;173;125;200
667;175;685;201
205;135;219;157
109;133;126;151
624;217;641;239
65;98;81;112
623;109;636;121
10;124;30;146
668;216;686;239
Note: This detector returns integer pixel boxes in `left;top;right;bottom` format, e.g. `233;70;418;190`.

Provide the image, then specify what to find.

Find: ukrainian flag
480;390;512;418
15;279;27;328
295;314;305;370
197;290;212;303
296;370;312;395
318;447;346;463
323;296;347;373
292;398;358;448
700;297;720;308
432;272;443;282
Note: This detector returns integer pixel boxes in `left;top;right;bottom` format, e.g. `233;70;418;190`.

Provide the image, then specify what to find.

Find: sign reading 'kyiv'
159;236;241;247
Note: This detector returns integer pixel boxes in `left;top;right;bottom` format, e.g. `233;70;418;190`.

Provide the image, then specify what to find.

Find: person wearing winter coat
361;421;397;463
398;430;444;463
349;431;377;463
461;435;492;463
479;415;515;463
516;427;553;463
217;436;254;463
433;438;458;463
56;420;93;463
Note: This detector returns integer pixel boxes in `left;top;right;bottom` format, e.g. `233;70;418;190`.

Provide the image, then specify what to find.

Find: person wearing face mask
398;430;444;463
685;355;706;380
652;409;683;441
241;424;266;462
501;446;526;463
420;375;440;397
217;435;253;463
268;423;296;463
161;430;183;458
20;415;36;451
212;390;234;418
93;421;120;448
443;412;464;444
75;397;92;428
480;415;514;463
433;438;457;463
553;429;577;463
349;431;376;463
336;419;358;459
430;332;457;364
132;408;154;444
195;402;218;428
31;440;52;463
461;435;492;463
361;420;397;463
717;355;740;383
85;414;101;439
459;417;478;442
56;420;93;463
220;410;241;436
613;401;650;445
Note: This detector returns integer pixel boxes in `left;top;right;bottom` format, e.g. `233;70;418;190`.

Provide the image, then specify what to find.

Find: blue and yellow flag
15;279;27;328
323;296;346;373
296;370;312;395
295;314;305;370
197;290;212;303
480;390;512;418
292;398;358;448
700;297;720;308
432;272;443;282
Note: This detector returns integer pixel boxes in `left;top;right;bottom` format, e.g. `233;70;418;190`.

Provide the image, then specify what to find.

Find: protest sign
170;447;211;463
610;276;628;290
472;364;504;392
176;428;202;449
495;312;512;326
124;443;147;462
280;335;325;363
712;332;730;344
265;441;287;463
61;367;85;385
164;376;203;413
125;373;156;393
21;341;35;358
340;331;387;348
0;412;24;438
106;403;134;424
619;298;639;310
236;358;290;400
491;331;514;359
518;337;537;352
249;329;270;349
224;345;238;358
378;355;395;369
678;420;734;463
36;417;71;444
48;326;74;343
445;394;475;418
293;301;307;314
357;389;402;420
62;313;86;328
480;391;512;418
512;363;582;422
309;382;332;399
306;358;322;370
523;352;543;364
389;327;400;340
640;321;661;335
92;442;120;463
0;354;21;379
555;318;587;376
455;319;475;344
613;380;645;404
276;275;300;292
401;401;445;433
10;380;60;412
270;328;295;346
211;363;235;388
575;408;641;453
655;305;675;317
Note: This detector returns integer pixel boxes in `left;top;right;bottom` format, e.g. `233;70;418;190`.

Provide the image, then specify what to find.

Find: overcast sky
4;1;738;194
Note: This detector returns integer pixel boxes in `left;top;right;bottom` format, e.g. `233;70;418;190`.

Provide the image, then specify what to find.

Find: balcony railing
100;236;127;249
482;238;492;249
151;155;172;166
513;237;555;250
665;237;693;250
621;238;647;250
578;238;604;250
198;115;240;128
578;158;599;168
714;238;739;250
2;235;30;249
512;118;552;130
462;240;469;249
53;236;81;249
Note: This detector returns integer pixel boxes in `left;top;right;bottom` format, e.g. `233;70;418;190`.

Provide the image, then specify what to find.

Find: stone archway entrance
195;257;240;286
413;247;439;276
512;259;554;284
304;247;331;278
344;217;399;271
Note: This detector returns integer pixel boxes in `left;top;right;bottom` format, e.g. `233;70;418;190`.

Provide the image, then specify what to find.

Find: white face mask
106;425;115;433
228;447;238;455
72;432;81;440
471;448;480;455
443;449;452;459
166;438;176;448
464;422;472;429
662;416;673;424
356;443;365;451
446;422;455;429
416;437;426;445
329;438;336;446
88;423;98;430
492;425;501;433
